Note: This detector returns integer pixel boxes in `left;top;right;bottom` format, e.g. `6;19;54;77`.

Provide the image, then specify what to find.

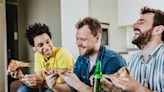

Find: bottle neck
93;60;102;79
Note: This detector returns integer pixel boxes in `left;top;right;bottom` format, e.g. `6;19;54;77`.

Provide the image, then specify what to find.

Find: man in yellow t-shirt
34;47;74;83
10;23;74;92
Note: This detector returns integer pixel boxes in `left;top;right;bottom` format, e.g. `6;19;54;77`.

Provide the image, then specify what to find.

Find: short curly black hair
25;23;51;46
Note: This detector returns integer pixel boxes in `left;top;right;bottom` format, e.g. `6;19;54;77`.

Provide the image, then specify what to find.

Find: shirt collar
83;45;105;64
149;43;163;56
96;45;105;62
140;43;164;64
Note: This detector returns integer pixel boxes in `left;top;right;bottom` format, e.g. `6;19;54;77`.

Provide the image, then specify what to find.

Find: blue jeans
17;85;52;92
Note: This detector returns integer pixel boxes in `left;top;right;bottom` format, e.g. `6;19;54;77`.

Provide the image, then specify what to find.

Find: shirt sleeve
73;57;81;79
56;48;74;70
34;52;42;73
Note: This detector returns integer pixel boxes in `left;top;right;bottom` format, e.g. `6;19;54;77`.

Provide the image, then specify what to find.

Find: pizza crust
7;59;31;79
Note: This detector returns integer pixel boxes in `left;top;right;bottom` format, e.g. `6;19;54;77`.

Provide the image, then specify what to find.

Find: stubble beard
132;28;153;49
80;47;95;56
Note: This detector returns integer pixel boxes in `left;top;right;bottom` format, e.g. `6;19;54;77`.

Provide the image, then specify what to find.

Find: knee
17;85;29;92
10;80;23;92
44;88;53;92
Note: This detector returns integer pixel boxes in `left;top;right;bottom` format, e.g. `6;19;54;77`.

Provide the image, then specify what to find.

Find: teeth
79;48;83;50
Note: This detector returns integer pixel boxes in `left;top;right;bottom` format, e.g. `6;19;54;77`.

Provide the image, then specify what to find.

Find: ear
32;47;36;52
96;33;101;41
153;25;164;35
159;25;164;32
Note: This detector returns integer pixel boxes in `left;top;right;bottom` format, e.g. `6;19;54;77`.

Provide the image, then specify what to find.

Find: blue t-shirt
74;45;126;86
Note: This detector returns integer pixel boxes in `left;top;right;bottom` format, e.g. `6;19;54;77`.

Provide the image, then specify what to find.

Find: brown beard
132;28;153;49
83;47;95;56
79;46;95;56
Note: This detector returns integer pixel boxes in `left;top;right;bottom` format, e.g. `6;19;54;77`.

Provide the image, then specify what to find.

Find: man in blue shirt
74;45;126;86
58;17;126;92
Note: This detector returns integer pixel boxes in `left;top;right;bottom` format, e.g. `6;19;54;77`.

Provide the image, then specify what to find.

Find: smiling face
76;25;100;56
132;13;154;49
33;33;53;60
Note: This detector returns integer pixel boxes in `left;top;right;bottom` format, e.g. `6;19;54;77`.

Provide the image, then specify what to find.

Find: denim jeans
17;85;52;92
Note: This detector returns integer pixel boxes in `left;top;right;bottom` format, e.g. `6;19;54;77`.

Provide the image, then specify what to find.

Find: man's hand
21;74;44;88
89;75;94;86
103;75;152;92
45;73;58;89
60;73;92;92
100;77;113;91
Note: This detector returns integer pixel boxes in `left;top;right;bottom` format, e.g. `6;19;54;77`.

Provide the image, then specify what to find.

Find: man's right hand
60;73;92;92
45;73;58;89
100;77;114;91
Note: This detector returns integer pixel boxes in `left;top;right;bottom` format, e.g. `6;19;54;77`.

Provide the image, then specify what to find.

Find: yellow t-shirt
34;47;74;83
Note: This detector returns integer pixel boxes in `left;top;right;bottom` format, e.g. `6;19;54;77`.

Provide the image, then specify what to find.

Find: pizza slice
7;59;31;79
43;67;72;75
42;67;73;83
104;67;131;80
113;67;130;79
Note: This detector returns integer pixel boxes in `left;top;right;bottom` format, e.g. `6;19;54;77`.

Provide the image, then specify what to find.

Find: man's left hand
21;74;44;88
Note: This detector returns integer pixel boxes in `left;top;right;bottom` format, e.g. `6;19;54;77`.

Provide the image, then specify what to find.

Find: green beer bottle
93;60;103;92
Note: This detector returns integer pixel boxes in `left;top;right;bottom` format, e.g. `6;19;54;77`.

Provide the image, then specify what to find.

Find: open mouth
42;50;51;56
134;28;142;33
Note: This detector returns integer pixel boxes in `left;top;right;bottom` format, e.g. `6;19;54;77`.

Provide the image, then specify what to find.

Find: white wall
143;0;164;10
117;0;143;26
118;0;164;26
90;0;127;52
60;0;89;59
0;0;7;91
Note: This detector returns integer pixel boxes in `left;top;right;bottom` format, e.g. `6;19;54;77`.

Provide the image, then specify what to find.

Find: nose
132;21;140;29
42;44;50;51
76;39;81;46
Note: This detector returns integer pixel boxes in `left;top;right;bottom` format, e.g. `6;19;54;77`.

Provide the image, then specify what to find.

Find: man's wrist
77;83;92;92
135;84;152;92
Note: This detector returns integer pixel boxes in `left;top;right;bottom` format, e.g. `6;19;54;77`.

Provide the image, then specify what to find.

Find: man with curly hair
9;23;74;92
